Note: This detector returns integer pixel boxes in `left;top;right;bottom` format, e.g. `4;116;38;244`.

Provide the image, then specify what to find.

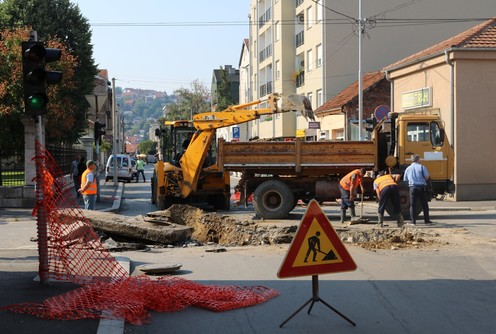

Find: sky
72;0;250;93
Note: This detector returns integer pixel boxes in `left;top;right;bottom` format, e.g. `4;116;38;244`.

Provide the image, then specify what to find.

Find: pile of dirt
151;205;441;249
338;227;440;250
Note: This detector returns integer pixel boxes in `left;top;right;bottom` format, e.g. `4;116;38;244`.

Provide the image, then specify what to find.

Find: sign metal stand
279;275;356;328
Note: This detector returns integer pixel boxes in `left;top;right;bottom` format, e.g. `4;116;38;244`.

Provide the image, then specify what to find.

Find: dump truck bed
217;140;376;176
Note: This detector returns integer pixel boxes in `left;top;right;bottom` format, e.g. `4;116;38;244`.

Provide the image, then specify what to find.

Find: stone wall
0;174;73;208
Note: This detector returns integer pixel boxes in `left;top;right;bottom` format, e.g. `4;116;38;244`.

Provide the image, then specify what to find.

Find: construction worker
373;171;404;227
404;154;433;225
78;160;98;210
339;168;365;223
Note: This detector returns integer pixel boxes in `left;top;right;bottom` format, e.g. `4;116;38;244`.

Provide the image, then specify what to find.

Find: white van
105;154;134;182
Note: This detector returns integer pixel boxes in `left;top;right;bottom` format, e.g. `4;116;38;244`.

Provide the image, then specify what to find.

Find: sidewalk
0;180;125;334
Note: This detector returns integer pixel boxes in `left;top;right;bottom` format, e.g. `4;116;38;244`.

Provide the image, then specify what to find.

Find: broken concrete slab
59;209;192;245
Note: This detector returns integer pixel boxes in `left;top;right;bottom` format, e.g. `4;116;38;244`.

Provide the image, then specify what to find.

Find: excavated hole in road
151;205;441;250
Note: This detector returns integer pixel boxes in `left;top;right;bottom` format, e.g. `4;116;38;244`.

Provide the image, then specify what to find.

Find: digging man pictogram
304;231;321;262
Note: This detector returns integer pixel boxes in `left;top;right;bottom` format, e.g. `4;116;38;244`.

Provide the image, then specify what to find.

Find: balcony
259;81;273;97
258;7;272;28
296;31;304;47
295;72;305;88
259;44;272;62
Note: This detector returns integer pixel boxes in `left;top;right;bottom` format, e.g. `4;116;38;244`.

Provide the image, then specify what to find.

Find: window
316;0;323;22
275;21;280;41
316;44;322;67
316;89;322;107
307;49;313;71
430;122;444;147
307;92;313;108
407;123;430;142
306;7;313;29
276;60;280;80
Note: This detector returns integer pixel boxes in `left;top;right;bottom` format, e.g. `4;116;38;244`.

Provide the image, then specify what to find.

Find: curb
96;256;130;334
430;206;496;211
99;182;124;213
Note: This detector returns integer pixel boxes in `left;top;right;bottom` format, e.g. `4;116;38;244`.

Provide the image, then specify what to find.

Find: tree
0;26;77;148
138;140;157;155
213;66;236;111
164;80;210;120
0;0;98;144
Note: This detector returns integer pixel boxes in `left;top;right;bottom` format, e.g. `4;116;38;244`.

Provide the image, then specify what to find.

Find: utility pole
358;0;364;141
112;78;117;186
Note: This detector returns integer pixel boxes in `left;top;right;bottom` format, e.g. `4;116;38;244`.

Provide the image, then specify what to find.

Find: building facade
248;0;496;141
384;18;496;200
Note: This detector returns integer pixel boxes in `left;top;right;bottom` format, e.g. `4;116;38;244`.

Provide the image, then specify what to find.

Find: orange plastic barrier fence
1;141;278;324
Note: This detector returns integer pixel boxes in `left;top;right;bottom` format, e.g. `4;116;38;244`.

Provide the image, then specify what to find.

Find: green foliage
214;66;236;111
138;139;157;155
164;80;210;120
0;0;98;145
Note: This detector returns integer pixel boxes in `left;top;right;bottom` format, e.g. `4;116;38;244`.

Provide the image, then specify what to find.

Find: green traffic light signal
27;93;48;110
21;41;62;116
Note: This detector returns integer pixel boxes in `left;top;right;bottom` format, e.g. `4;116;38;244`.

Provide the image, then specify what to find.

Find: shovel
350;193;370;225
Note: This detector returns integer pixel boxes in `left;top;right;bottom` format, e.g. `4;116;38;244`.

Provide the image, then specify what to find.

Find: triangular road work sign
278;200;357;278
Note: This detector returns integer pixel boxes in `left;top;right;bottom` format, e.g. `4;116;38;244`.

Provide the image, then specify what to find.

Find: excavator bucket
279;93;315;121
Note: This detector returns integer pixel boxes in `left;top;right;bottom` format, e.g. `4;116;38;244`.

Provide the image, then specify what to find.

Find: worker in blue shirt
403;154;433;226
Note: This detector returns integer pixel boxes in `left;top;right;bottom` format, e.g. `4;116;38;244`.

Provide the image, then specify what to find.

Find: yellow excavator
151;93;313;210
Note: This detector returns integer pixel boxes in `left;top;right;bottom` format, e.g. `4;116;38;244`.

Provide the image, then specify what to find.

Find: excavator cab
157;120;196;166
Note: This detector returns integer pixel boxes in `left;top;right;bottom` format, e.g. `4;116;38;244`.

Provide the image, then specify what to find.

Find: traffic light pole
112;78;118;186
28;30;49;285
35;114;49;285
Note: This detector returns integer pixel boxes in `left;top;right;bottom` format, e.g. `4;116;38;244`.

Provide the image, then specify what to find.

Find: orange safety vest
81;168;97;195
339;169;362;191
374;174;398;194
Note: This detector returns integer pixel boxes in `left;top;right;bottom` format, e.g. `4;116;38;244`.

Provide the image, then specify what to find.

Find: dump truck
152;94;454;219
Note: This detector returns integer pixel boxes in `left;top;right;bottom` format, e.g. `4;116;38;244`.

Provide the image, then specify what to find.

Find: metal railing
296;72;305;88
0;145;86;187
296;31;304;47
259;81;273;97
46;145;87;176
0;148;25;186
259;44;273;62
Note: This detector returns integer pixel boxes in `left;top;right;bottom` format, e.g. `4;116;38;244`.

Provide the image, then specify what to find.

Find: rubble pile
339;227;440;250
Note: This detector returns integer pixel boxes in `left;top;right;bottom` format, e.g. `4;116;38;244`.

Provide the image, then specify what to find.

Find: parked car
105;154;134;183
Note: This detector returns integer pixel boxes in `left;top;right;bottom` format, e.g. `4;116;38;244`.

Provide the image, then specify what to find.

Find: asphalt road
116;165;496;334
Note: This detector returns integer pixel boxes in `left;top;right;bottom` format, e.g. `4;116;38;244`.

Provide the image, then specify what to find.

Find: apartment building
249;0;327;140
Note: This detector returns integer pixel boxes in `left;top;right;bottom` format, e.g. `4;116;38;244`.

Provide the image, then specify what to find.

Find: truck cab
395;113;455;195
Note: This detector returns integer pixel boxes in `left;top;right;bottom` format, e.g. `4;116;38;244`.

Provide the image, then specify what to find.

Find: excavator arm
178;93;313;198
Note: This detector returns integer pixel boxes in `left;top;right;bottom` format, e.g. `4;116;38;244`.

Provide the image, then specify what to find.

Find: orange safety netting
1;141;278;325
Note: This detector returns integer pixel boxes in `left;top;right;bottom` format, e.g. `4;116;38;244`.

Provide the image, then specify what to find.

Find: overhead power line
90;17;491;28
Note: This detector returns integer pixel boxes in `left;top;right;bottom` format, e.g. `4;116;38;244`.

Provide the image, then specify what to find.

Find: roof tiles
385;17;496;70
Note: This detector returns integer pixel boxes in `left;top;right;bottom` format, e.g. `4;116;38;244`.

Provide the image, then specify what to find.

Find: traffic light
21;41;62;116
94;121;106;145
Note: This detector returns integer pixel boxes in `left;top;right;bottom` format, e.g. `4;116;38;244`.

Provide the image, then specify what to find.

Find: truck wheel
253;180;295;219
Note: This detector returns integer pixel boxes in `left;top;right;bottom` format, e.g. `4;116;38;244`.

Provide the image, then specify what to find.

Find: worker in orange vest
338;168;365;223
78;160;98;210
373;171;404;227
